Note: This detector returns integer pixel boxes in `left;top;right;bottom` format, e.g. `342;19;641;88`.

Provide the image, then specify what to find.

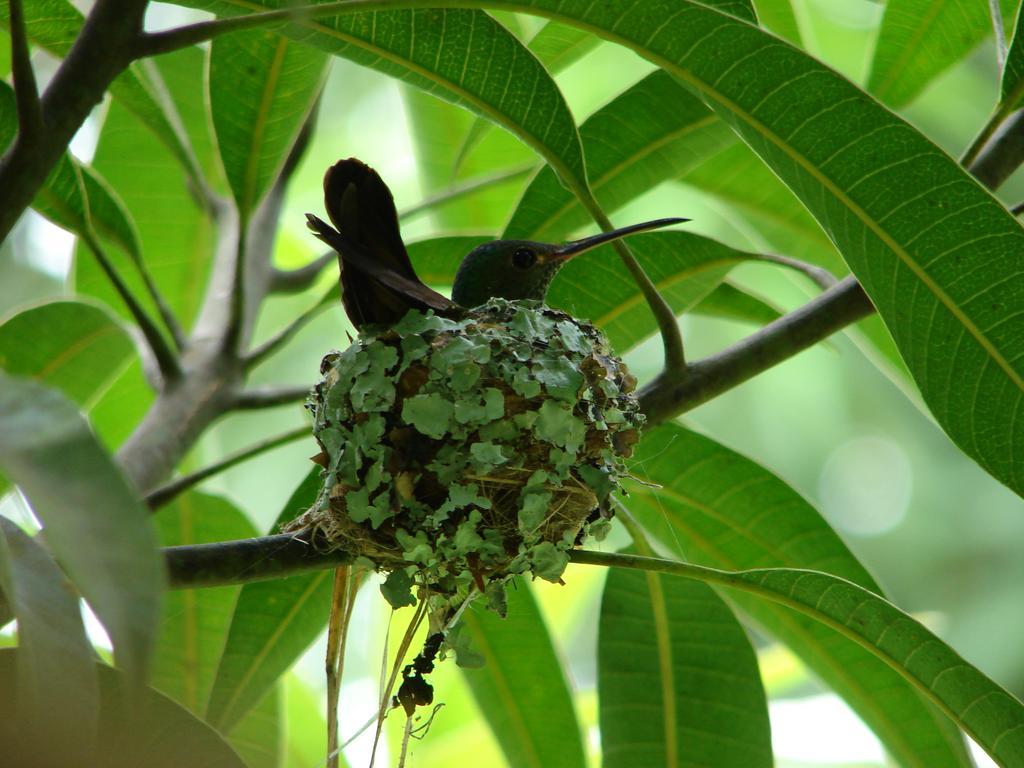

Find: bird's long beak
549;217;689;262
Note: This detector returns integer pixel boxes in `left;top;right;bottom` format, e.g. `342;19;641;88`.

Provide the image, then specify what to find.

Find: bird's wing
323;158;433;327
306;214;457;318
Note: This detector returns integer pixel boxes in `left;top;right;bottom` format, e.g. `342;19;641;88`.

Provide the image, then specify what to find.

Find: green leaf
591;552;1024;768
0;302;153;457
283;675;337;768
752;0;802;45
183;3;586;192
0;650;247;768
460;579;586;768
0;82;142;258
0;375;164;688
504;69;734;241
628;423;971;767
1001;2;1024;110
206;468;335;732
209;28;327;219
77;47;216;331
690;281;783;326
153;492;257;715
448;19;599;175
0;518;98;761
868;0;1015;108
599;550;771;767
703;0;757;23
0;300;136;497
486;0;1024;495
0;300;134;410
527;20;599;71
0;0;206;183
229;686;282;768
680;143;912;382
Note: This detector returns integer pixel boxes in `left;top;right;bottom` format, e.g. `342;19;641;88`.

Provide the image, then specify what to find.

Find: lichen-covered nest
286;298;643;609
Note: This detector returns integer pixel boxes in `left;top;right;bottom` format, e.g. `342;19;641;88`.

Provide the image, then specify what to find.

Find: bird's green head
451;217;687;308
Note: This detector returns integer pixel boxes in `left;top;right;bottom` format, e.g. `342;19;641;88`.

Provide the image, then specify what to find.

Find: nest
286;298;643;607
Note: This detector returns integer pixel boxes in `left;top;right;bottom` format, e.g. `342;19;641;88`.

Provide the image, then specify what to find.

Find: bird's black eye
511;248;536;269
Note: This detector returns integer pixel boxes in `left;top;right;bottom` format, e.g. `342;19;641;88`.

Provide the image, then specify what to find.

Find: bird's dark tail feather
306;213;456;322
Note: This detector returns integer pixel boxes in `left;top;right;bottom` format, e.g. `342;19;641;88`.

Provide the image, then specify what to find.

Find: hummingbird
306;158;687;329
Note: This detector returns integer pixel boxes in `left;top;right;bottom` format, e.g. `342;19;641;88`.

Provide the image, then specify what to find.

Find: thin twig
245;287;336;369
589;205;687;373
145;425;311;510
398;163;536;220
326;566;351;768
756;252;838;290
136;2;376;58
1011;200;1024;216
80;231;181;382
269;252;333;294
232;385;312;410
638;275;874;425
9;0;42;135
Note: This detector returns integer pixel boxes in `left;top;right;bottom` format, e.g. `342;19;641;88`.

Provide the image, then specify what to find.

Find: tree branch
146;425;311;511
9;0;42;136
638;276;875;425
0;0;148;243
269;252;333;294
586;204;688;374
964;107;1024;189
245;287;336;369
136;3;366;58
165;529;350;588
232;385;311;410
755;252;838;290
81;231;181;382
397;163;535;221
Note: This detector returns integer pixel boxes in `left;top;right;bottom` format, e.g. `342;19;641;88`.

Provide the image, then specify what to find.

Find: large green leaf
209;28;327;219
0;300;138;497
868;0;1015;108
598;551;772;767
628;424;971;767
0;650;247;768
76;48;216;331
582;551;1024;768
205;468;334;732
1001;2;1024;110
691;281;783;326
182;2;587;193
475;0;1024;496
153;492;257;715
752;0;801;45
0;300;133;408
0;83;142;259
0;375;164;687
680;143;911;382
460;579;586;768
504;69;734;241
0;518;98;762
229;686;283;768
527;20;599;71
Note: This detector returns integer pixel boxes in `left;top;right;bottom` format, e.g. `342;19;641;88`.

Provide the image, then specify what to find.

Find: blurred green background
2;0;1022;765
